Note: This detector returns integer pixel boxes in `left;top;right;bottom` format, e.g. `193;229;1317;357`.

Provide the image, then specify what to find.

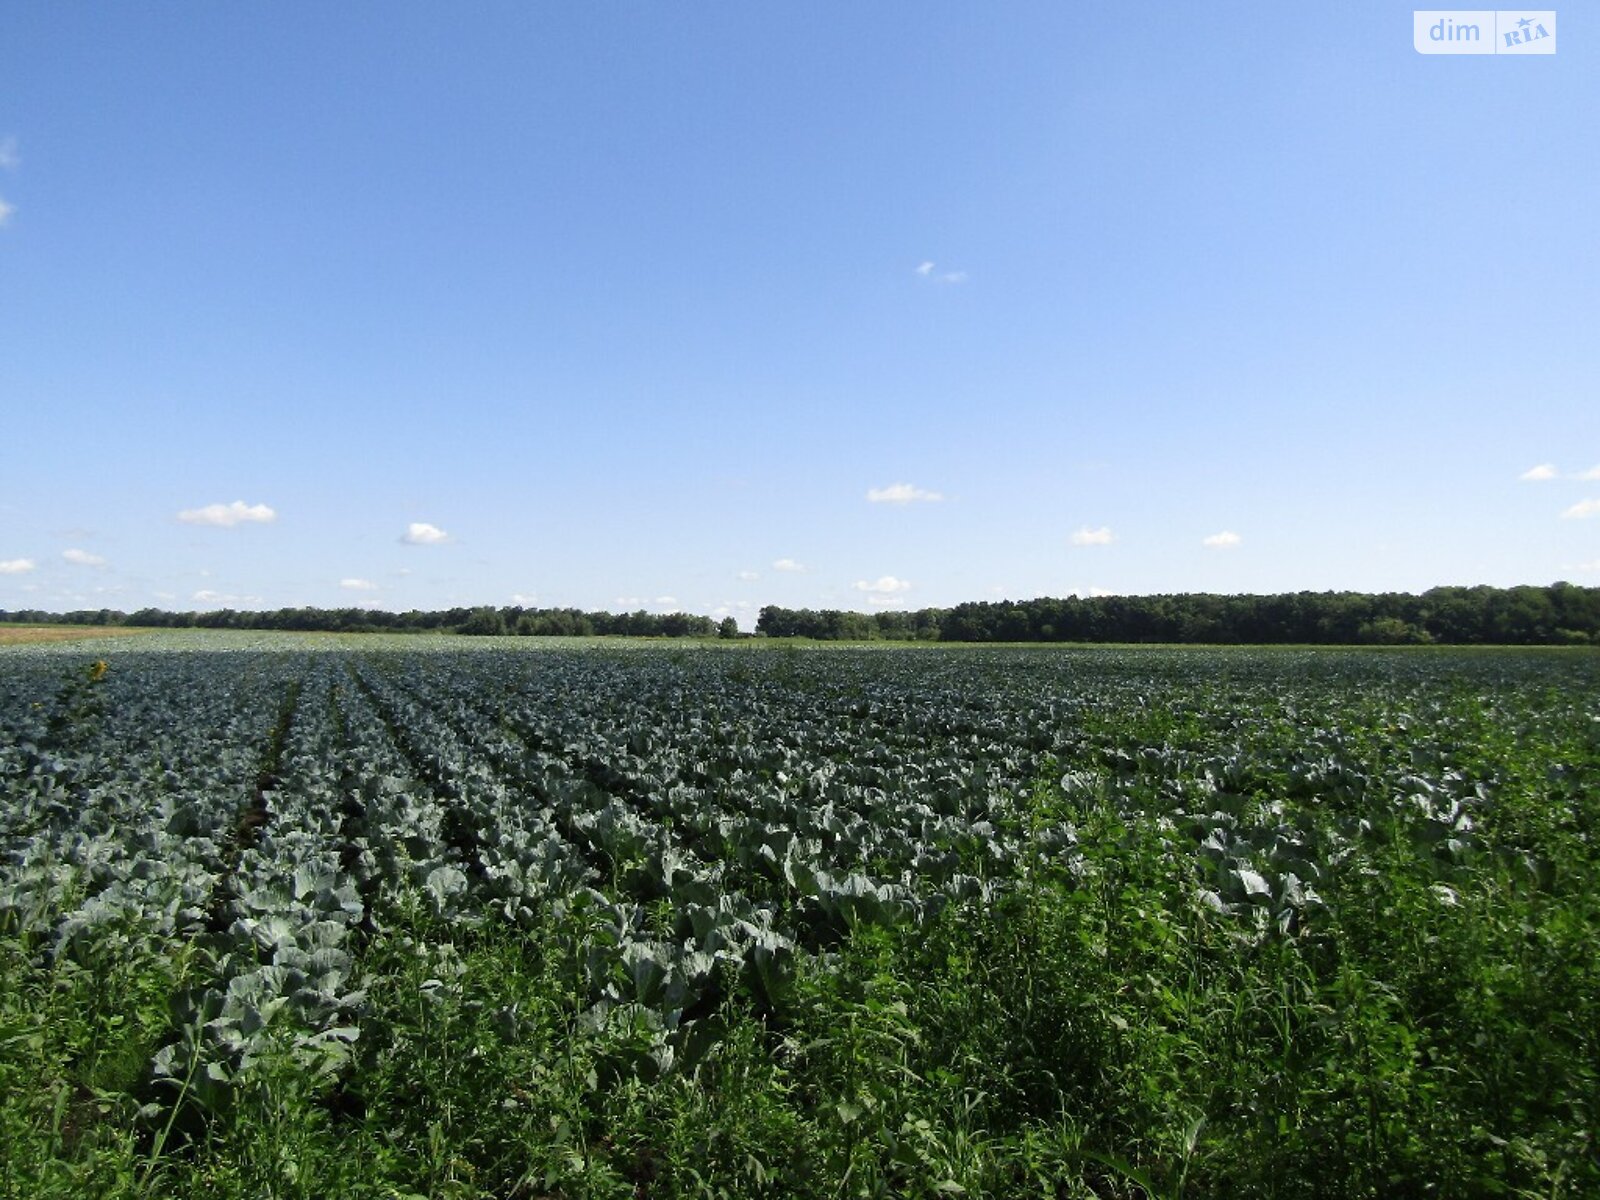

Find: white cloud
339;578;378;591
2;139;22;227
866;482;944;504
1578;465;1600;481
654;595;678;606
915;261;966;284
736;570;760;582
178;500;277;527
0;558;36;574
772;558;805;572
1202;531;1242;549
511;593;539;605
62;548;107;566
192;589;261;606
1069;526;1115;547
1561;498;1600;519
1570;560;1600;574
853;575;912;595
866;594;906;607
711;600;755;621
401;522;449;545
1520;463;1559;481
1088;586;1115;598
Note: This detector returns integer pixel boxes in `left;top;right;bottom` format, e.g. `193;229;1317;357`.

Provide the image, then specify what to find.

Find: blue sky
2;3;1596;624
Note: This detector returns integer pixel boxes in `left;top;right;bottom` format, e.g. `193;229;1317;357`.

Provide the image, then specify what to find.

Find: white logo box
1414;10;1556;54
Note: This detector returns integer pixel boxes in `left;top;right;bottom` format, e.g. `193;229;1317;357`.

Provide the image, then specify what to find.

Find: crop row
3;641;1595;1115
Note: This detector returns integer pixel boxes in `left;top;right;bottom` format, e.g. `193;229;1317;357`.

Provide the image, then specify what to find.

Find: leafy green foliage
0;639;1595;1196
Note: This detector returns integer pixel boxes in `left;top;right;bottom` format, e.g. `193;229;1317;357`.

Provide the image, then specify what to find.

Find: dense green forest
759;583;1600;644
0;605;727;639
4;583;1598;644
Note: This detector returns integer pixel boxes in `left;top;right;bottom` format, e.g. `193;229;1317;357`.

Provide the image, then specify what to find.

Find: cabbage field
2;633;1596;1198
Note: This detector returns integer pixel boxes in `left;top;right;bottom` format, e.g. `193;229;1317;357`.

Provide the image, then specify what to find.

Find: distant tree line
757;584;1600;645
6;584;1599;644
0;605;729;639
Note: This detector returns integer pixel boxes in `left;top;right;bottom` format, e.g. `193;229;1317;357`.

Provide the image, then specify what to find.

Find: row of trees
6;584;1599;644
757;584;1600;645
0;605;728;639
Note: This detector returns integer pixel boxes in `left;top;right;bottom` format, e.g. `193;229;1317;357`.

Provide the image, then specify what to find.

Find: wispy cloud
853;575;911;595
339;578;378;591
1;138;19;228
612;594;690;610
1521;463;1600;481
1202;531;1242;549
736;570;760;582
866;482;944;505
401;522;449;545
511;592;539;605
772;558;805;572
62;548;107;567
915;261;967;284
178;500;277;527
192;588;262;606
1560;498;1600;519
0;558;36;574
1069;526;1115;547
